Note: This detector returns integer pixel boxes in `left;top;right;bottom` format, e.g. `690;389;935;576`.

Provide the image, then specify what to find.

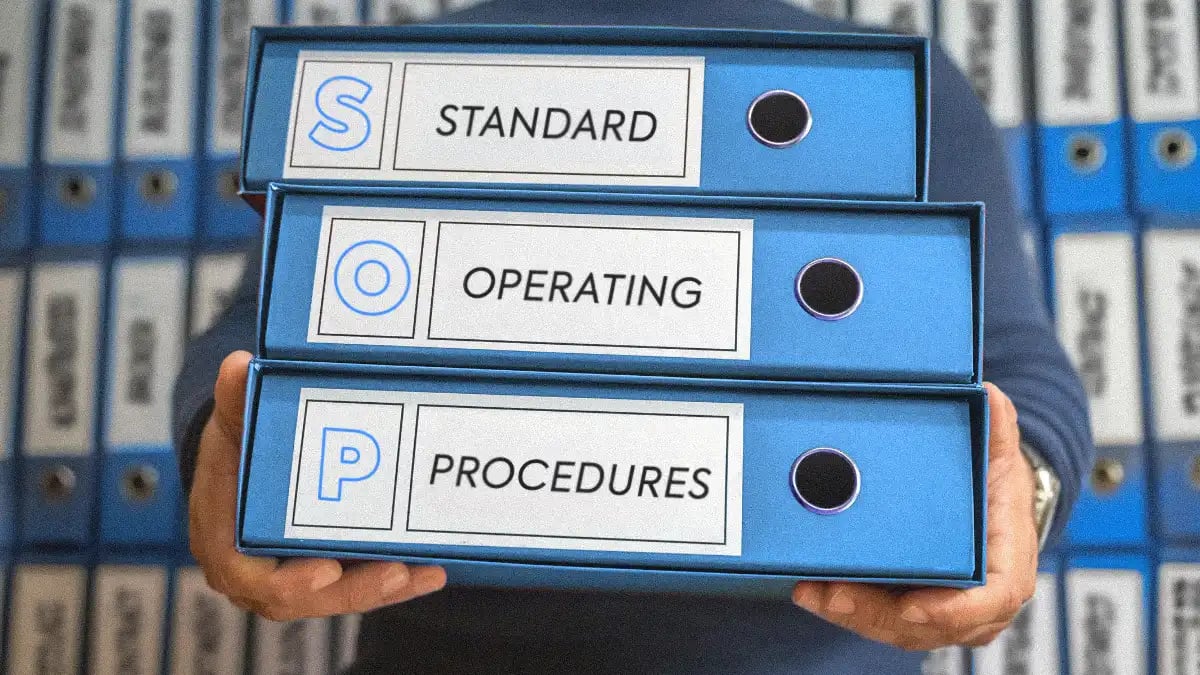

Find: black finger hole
1090;458;1125;494
795;258;863;320
1068;134;1106;173
140;169;179;204
59;175;97;207
1156;129;1196;169
1189;455;1200;491
791;448;860;515
217;170;240;202
748;90;812;148
121;465;160;503
41;465;77;502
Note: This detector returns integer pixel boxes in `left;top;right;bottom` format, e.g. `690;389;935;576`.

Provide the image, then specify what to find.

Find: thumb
983;382;1021;461
212;350;253;443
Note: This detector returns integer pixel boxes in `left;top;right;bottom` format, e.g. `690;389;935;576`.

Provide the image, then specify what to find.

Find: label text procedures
428;454;713;500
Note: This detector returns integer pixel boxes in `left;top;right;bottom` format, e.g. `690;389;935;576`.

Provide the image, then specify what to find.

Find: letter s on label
309;75;374;152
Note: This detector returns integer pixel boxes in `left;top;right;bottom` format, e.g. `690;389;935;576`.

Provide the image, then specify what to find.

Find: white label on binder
974;573;1060;675
1159;563;1200;675
252;617;331;675
852;0;932;36
24;261;102;457
1054;232;1144;447
1122;0;1200;124
921;648;968;675
44;0;120;165
283;52;706;187
1143;230;1200;442
124;0;197;159
0;270;23;461
289;0;359;25
106;258;187;449
0;1;40;167
284;388;745;557
191;252;246;337
335;614;363;671
786;0;849;20
308;206;753;360
88;565;167;675
939;0;1026;129
1067;568;1147;675
210;0;278;155
1034;0;1122;126
169;568;248;675
366;0;441;24
7;565;87;675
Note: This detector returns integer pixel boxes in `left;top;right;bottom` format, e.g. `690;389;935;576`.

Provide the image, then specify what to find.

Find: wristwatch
1020;442;1061;551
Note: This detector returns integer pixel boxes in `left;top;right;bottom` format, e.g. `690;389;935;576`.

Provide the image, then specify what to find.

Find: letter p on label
318;427;382;502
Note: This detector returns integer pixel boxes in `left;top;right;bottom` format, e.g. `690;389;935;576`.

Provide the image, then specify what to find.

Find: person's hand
792;382;1038;650
189;350;447;621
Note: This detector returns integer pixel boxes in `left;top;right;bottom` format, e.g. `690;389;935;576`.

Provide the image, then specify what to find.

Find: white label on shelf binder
852;0;933;36
307;206;753;360
1122;0;1200;124
106;258;187;449
974;573;1060;675
123;0;197;159
252;617;331;675
7;565;87;675
1067;568;1147;675
283;51;706;187
1033;0;1122;126
284;388;745;557
939;0;1026;129
289;0;359;25
24;261;102;457
169;568;248;675
0;269;23;461
1053;232;1144;447
44;0;120;165
210;0;278;155
1159;563;1200;675
190;252;246;337
786;0;849;21
334;614;363;671
1143;229;1200;443
88;565;167;675
0;0;40;167
366;0;441;24
921;648;968;675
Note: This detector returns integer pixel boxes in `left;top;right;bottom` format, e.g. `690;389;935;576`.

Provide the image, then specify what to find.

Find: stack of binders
233;25;990;596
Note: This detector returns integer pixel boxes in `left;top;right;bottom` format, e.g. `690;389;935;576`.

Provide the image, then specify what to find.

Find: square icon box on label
291;399;404;530
315;218;425;339
289;60;393;170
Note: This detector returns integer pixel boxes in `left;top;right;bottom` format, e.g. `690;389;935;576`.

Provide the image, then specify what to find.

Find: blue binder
851;0;933;37
0;0;46;252
117;0;202;241
938;0;1035;215
38;0;123;246
189;248;248;338
261;186;984;384
1047;217;1148;545
0;264;25;551
972;555;1062;675
86;558;170;675
4;557;89;675
1029;0;1128;216
284;0;360;25
1157;549;1200;675
201;0;279;241
363;0;441;25
100;253;187;545
1141;218;1200;542
241;25;932;203
1119;0;1200;216
168;564;250;675
20;253;106;547
1064;554;1150;675
251;615;332;675
238;360;988;593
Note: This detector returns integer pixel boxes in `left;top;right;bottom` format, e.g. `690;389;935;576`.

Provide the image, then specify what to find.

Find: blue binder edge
0;253;29;553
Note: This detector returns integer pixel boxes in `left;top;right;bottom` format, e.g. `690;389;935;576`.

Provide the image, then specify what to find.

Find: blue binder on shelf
0;0;46;252
202;0;279;241
189;248;248;338
4;557;89;675
938;0;1035;216
851;0;933;37
38;0;123;246
100;253;187;545
168;564;250;675
251;615;332;675
363;1;441;25
285;0;361;25
240;25;932;203
1064;554;1150;675
238;360;988;594
1047;217;1148;545
86;558;170;675
1158;549;1200;675
1029;0;1128;216
260;186;984;384
973;555;1062;675
117;0;202;241
1141;218;1200;542
20;253;106;547
0;265;26;551
1119;0;1200;216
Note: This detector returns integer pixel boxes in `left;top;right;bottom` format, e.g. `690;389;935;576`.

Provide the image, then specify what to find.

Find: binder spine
1157;551;1200;675
0;266;27;551
86;562;169;675
4;560;89;675
168;566;250;675
362;0;442;25
189;249;247;338
0;0;47;252
250;616;332;675
851;0;934;36
1065;555;1150;675
285;0;361;25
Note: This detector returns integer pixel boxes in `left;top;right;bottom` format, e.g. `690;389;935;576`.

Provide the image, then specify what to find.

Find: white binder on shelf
86;563;169;675
852;0;933;36
285;0;360;25
0;266;25;550
189;251;246;338
0;0;45;251
168;566;249;675
5;562;88;675
252;616;332;675
363;0;441;24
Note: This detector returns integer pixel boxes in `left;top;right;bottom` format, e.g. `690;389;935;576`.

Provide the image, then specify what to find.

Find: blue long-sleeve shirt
173;1;1093;672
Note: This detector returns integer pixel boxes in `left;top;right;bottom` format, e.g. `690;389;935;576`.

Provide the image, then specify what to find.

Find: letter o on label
333;240;412;316
463;267;496;299
790;448;860;515
483;457;516;489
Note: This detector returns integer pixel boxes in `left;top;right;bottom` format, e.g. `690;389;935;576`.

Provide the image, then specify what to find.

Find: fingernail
381;566;411;596
309;564;342;592
828;590;856;615
793;584;817;608
901;606;930;624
